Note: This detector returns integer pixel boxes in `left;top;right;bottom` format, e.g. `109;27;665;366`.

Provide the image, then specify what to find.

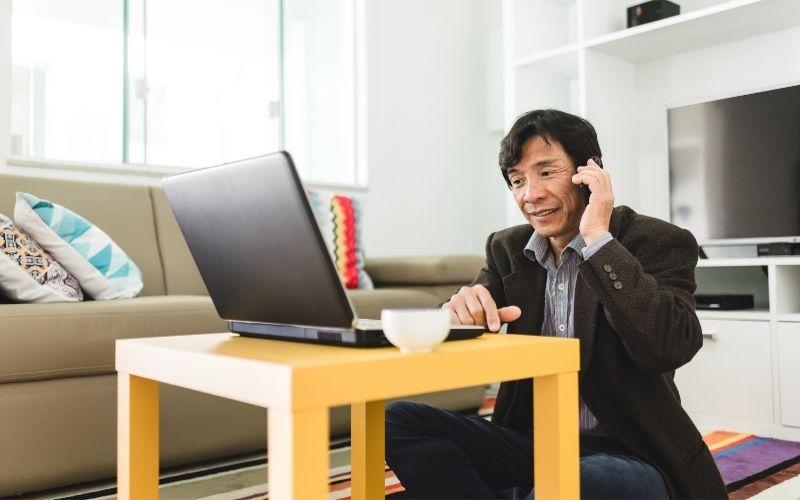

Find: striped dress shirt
523;230;613;436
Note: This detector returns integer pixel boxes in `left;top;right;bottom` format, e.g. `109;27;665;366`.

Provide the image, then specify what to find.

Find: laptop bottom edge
229;321;486;348
229;321;389;347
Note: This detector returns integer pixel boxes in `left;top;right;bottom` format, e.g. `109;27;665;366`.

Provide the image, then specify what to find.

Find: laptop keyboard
356;318;484;330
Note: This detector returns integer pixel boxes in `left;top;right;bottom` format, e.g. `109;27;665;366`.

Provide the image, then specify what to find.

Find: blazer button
609;272;618;280
603;264;613;272
613;281;623;290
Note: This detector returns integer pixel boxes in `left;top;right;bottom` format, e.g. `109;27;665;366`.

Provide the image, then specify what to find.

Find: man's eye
510;178;524;187
540;170;552;177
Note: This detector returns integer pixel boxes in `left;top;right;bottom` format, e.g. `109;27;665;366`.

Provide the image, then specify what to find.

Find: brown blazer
473;206;727;499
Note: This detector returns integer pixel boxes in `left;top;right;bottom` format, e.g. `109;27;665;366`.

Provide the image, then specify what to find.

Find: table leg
351;400;386;500
117;372;159;500
533;371;579;500
268;407;329;500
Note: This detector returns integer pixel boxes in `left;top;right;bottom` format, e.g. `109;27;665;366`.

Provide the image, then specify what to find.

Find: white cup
381;308;451;354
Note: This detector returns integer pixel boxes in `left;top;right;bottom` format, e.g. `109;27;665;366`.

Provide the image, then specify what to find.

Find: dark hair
498;109;602;187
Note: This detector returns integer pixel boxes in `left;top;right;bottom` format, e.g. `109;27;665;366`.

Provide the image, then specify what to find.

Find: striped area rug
239;429;800;500
48;422;800;498
704;431;800;498
234;465;404;500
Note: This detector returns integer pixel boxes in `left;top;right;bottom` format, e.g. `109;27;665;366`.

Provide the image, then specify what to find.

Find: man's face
506;135;586;248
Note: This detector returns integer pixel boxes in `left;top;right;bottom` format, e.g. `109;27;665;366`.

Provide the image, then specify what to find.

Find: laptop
162;152;485;347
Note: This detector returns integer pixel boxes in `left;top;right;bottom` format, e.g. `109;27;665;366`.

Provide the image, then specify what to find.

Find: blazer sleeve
578;224;702;373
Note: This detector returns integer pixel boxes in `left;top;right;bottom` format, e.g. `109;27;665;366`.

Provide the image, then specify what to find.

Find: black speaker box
757;242;800;256
627;0;681;28
695;294;754;310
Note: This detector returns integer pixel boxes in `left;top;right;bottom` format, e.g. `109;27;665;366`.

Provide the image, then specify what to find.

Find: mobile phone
580;156;603;204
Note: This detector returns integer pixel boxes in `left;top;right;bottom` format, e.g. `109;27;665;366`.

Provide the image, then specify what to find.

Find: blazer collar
574;271;599;377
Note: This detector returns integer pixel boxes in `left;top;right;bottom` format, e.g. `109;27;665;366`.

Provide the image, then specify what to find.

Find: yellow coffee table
116;332;579;499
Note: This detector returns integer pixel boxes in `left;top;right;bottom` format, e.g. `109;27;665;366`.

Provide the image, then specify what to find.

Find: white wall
0;1;10;164
361;0;507;257
0;0;507;259
636;26;800;221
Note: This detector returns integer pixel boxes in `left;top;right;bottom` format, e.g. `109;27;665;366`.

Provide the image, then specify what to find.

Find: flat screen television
668;84;800;245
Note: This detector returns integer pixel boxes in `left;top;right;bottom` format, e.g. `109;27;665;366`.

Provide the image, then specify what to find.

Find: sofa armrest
364;255;484;286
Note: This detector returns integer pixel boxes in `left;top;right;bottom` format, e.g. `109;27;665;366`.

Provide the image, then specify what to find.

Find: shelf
585;0;800;63
514;45;579;77
697;256;800;267
696;309;771;321
777;313;800;323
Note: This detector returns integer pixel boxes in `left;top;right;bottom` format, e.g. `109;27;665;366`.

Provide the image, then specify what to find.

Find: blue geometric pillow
14;192;143;299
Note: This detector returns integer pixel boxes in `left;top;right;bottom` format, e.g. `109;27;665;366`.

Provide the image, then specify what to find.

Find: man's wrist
582;231;612;259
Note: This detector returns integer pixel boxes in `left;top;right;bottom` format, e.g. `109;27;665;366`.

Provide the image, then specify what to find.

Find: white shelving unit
503;0;800;219
503;0;800;438
585;0;800;61
684;258;800;439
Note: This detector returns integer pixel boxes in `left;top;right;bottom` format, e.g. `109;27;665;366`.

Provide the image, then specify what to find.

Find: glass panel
11;0;124;163
10;0;359;185
283;0;358;184
143;0;281;167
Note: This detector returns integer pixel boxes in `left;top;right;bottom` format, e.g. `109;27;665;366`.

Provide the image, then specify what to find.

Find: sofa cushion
0;214;84;303
14;192;144;300
308;190;373;290
366;255;484;286
0;295;226;384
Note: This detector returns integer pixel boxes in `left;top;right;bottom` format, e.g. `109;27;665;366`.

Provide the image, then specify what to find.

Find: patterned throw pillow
0;214;84;303
14;192;143;300
307;190;373;290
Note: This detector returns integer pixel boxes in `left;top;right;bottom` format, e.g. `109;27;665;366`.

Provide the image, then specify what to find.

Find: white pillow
0;213;84;303
14;192;143;300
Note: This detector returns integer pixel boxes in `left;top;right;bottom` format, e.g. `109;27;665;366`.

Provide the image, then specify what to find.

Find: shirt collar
523;231;587;266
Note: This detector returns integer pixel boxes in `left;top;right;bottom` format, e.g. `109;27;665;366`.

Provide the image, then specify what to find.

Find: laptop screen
162;152;356;329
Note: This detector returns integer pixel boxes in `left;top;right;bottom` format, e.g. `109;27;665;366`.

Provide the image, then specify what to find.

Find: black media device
627;0;680;28
580;156;603;204
695;294;754;310
669;84;800;243
757;243;800;256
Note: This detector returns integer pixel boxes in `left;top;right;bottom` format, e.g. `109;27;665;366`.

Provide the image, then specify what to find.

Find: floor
20;447;350;499
749;475;800;499
22;424;800;498
34;445;800;500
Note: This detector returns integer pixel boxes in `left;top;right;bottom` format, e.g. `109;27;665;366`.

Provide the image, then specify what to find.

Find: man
385;109;727;499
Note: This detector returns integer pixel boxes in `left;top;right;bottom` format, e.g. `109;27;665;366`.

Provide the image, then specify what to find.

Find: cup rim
381;308;448;314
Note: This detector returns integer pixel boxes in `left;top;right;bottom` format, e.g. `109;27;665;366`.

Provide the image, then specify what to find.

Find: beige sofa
0;169;486;497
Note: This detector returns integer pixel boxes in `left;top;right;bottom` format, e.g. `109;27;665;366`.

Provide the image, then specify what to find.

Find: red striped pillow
307;190;373;290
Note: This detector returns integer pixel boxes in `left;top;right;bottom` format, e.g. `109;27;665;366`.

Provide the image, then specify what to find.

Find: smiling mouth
529;208;558;217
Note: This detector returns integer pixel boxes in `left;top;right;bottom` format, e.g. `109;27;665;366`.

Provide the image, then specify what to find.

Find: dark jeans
385;401;669;500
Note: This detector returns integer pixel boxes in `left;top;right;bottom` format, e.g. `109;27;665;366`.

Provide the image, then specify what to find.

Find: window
129;0;281;167
283;0;361;185
10;0;362;185
11;0;124;164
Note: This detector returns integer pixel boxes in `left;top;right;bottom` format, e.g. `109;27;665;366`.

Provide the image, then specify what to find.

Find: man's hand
573;158;614;245
442;284;522;332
